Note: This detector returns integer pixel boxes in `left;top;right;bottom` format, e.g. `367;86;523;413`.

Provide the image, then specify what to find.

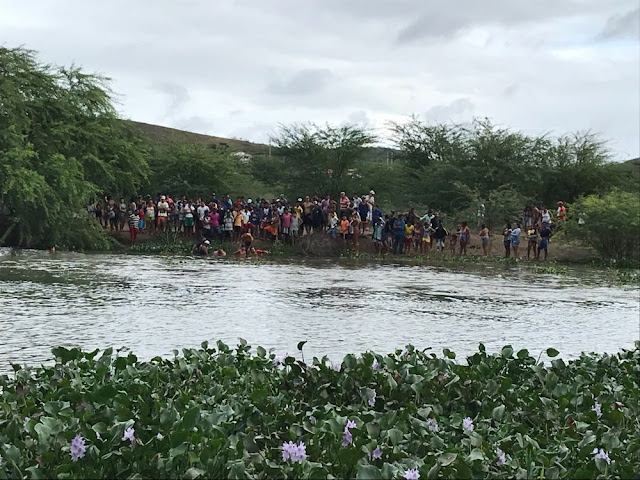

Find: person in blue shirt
392;214;406;254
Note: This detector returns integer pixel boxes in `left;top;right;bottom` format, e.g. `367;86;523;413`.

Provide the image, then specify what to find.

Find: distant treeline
1;46;638;256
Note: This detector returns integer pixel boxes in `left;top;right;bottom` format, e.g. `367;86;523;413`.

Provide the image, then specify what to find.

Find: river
0;248;638;370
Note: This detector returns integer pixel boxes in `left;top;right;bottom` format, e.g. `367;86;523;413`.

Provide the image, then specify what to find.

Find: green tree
0;46;149;249
567;190;640;261
255;123;376;199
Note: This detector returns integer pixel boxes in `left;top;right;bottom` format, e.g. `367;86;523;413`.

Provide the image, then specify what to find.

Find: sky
1;0;639;160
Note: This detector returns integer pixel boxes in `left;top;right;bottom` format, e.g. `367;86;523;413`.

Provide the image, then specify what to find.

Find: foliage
0;46;149;249
567;190;640;262
145;141;252;200
1;341;638;479
387;117;629;218
253;124;376;200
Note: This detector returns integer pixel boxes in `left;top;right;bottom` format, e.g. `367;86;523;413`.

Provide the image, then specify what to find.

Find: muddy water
0;248;638;369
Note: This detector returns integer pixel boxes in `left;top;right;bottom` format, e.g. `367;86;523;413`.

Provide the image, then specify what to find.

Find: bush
1;342;638;478
568;190;640;262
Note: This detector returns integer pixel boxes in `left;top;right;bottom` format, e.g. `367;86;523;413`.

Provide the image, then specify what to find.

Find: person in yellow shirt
404;221;415;254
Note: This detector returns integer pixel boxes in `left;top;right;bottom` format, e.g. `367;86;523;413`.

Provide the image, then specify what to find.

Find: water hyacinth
372;358;379;371
282;441;307;463
426;418;439;432
368;391;376;407
592;402;602;419
592;448;611;464
369;446;382;460
273;356;282;366
156;433;164;440
346;419;356;429
23;417;30;432
309;415;317;425
496;447;506;466
70;434;86;461
341;427;353;447
332;362;341;372
122;427;135;443
462;417;474;432
404;468;420;480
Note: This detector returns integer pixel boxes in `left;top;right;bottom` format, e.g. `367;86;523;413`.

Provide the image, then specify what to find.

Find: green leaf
492;404;506;422
183;467;205;479
387;428;403;446
517;349;529;359
427;462;440;479
181;407;200;430
467;448;485;462
297;341;308;351
501;345;514;358
546;348;559;358
356;465;382;480
438;452;457;466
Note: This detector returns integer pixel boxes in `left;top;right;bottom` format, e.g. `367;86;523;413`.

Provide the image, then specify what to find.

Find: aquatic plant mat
1;341;638;478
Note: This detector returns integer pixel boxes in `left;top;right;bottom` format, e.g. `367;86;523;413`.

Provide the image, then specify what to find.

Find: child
340;215;349;241
458;222;470;255
413;222;424;254
423;224;434;254
290;212;300;243
404;221;415;254
281;208;292;242
328;212;338;238
223;210;234;239
526;226;539;260
373;217;384;254
538;224;552;261
449;232;457;254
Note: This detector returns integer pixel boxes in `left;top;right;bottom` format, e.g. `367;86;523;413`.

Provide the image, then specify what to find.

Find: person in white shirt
157;195;169;232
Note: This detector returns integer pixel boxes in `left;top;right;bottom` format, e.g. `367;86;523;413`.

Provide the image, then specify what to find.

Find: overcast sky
2;0;639;159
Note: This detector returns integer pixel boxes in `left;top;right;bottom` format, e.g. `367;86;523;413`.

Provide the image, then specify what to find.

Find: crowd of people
88;192;565;260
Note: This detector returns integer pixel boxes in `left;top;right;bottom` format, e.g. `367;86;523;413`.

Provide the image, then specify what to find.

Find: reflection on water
0;248;638;370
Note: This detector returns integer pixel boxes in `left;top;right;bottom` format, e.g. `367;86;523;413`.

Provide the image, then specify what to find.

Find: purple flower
341;427;353;447
368;391;376;407
592;402;602;419
496;447;506;466
156;433;164;440
122;427;135;443
23;417;30;432
592;448;611;464
333;362;341;372
401;348;409;358
462;417;474;432
427;418;439;432
70;434;86;461
404;468;420;480
372;359;379;371
309;415;317;425
346;419;357;429
369;446;382;460
282;441;306;463
273;356;282;366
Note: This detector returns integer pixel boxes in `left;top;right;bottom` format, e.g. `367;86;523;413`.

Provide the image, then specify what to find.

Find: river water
0;248;638;370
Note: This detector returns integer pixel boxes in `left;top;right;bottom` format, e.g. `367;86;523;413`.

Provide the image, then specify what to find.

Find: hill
129;121;270;156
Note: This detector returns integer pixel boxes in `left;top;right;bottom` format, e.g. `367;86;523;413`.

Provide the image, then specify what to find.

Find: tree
567;190;640;262
0;46;149;249
255;123;376;199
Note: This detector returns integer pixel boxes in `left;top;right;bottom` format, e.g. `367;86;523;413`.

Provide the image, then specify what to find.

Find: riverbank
2;342;638;479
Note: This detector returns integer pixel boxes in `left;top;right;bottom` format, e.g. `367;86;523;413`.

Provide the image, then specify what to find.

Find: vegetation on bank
1;46;638;260
0;342;638;479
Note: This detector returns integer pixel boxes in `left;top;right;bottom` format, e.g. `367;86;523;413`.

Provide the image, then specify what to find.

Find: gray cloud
0;0;637;160
599;8;640;39
425;98;475;123
266;69;334;96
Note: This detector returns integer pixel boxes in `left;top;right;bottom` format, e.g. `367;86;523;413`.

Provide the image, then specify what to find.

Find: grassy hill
129;121;270;156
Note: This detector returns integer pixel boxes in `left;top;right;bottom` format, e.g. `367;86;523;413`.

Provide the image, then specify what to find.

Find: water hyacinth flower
282;441;306;463
404;468;420;480
372;358;379;371
369;446;382;460
368;391;376;407
462;417;474;432
309;415;317;425
333;363;341;372
592;402;602;419
23;417;30;432
342;427;353;447
273;356;282;366
122;427;135;443
70;434;86;461
346;420;357;429
156;433;164;440
496;447;506;466
592;448;611;464
426;418;439;432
